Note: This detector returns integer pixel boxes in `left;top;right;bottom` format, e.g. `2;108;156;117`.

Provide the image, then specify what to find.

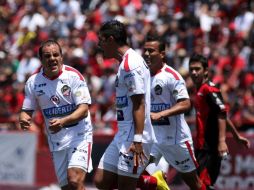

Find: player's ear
161;50;166;62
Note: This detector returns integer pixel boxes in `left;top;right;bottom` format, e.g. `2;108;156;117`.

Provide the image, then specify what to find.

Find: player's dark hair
189;53;208;69
99;20;128;46
145;34;165;52
38;39;62;59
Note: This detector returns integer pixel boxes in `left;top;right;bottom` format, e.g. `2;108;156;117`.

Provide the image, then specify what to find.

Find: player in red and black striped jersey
189;53;250;190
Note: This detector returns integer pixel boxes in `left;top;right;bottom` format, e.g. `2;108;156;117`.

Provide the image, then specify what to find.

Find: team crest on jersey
154;85;162;95
50;95;60;105
61;85;71;96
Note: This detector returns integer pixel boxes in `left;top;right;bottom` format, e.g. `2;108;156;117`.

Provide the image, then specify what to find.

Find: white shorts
52;140;93;187
98;138;153;178
150;140;198;173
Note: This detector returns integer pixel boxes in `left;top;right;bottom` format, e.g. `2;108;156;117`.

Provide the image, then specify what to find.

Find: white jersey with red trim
22;65;93;151
151;64;192;145
115;48;155;143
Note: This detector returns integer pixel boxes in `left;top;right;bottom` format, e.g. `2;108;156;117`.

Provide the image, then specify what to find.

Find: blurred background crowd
0;0;254;149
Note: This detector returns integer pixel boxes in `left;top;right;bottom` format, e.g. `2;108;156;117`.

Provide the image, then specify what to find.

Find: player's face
98;34;114;58
41;44;63;78
189;61;207;86
143;41;164;75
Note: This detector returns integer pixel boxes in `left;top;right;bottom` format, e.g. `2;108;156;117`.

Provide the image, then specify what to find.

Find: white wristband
133;134;142;143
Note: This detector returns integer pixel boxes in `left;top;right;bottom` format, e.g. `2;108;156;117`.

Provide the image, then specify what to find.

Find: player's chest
34;80;72;106
151;77;168;97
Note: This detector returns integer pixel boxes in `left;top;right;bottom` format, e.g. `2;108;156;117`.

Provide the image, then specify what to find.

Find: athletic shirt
22;65;93;151
114;48;155;143
150;64;192;145
194;81;227;152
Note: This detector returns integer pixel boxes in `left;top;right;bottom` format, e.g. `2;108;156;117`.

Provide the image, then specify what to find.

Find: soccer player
143;35;206;190
94;20;155;190
19;40;93;190
189;53;250;190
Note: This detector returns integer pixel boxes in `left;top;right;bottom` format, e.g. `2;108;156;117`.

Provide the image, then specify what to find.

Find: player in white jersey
19;40;93;190
143;35;207;190
94;20;155;190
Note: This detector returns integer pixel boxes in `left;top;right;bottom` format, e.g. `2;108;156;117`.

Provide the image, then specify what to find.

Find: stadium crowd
0;0;254;148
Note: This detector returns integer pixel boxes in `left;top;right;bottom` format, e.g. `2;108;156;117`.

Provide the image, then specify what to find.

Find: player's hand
218;141;229;158
19;118;31;131
126;142;148;167
49;118;63;134
150;112;163;121
237;136;251;149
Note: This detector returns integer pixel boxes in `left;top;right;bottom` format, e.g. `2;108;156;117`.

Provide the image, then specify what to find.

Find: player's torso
30;68;92;150
114;49;154;143
194;83;220;150
150;66;192;144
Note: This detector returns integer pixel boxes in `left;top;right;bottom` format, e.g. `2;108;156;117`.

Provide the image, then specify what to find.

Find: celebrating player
19;39;93;190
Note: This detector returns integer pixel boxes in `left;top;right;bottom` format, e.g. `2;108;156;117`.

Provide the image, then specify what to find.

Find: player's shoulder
64;65;84;81
163;65;182;80
26;67;42;83
122;49;146;72
202;81;220;93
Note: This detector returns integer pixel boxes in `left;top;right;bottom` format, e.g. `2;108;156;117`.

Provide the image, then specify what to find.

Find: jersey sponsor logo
34;83;47;90
175;158;190;165
116;96;128;108
151;103;170;112
43;104;76;118
154;84;162;95
61;85;71;96
50;95;60;105
119;152;133;167
36;90;45;96
124;72;135;79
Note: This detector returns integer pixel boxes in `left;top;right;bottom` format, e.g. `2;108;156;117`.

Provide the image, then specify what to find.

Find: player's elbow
178;99;191;113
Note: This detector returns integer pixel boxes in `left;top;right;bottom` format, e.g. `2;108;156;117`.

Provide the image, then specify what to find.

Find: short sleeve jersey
150;64;192;145
22;65;93;151
194;81;227;152
115;48;155;143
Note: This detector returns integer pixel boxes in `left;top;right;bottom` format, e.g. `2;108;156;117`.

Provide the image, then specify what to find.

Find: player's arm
19;110;34;130
226;117;250;148
131;94;145;135
209;90;229;156
49;103;89;133
218;115;228;156
151;98;191;121
129;94;147;166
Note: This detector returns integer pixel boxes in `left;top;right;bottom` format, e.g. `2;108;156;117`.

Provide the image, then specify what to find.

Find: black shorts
195;149;222;186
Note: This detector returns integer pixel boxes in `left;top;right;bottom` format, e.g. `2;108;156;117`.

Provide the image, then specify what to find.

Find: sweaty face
189;61;207;86
143;41;163;75
41;44;63;78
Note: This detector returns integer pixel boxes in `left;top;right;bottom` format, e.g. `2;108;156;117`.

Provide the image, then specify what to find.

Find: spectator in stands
19;39;93;190
16;48;41;83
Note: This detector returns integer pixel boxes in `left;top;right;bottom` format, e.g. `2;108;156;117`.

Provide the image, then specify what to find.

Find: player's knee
67;175;84;189
94;175;104;189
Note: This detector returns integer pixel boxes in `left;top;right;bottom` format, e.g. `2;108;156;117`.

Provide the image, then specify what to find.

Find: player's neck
116;45;130;62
